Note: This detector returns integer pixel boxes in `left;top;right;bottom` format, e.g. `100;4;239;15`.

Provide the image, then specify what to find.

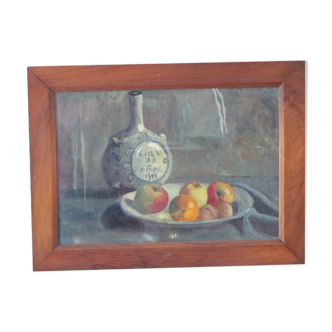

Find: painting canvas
55;88;279;245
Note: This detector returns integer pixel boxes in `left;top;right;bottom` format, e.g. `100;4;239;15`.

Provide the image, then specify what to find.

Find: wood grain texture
28;69;58;270
29;62;301;92
279;62;305;262
35;240;301;271
27;61;305;271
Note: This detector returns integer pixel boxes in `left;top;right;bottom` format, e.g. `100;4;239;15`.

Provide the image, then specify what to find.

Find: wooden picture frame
28;61;305;271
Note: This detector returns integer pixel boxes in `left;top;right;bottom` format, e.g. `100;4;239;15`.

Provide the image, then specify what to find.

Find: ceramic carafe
103;91;172;192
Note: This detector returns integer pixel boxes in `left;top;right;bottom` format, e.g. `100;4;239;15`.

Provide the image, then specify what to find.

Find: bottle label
131;141;169;182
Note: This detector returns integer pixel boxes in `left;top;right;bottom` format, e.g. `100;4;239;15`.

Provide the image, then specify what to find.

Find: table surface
58;176;279;245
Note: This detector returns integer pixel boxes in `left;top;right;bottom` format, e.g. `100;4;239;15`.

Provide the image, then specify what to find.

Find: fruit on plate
169;195;199;222
197;204;218;221
134;184;168;214
216;201;233;219
179;181;208;208
207;181;235;206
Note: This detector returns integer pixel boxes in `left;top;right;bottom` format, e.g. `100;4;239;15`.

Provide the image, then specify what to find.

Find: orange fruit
169;195;199;222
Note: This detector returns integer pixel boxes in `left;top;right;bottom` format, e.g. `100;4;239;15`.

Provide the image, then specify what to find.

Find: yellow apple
179;182;208;208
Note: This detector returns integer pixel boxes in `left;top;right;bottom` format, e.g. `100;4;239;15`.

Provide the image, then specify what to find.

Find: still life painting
56;87;279;245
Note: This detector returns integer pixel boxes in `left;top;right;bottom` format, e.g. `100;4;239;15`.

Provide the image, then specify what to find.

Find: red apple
207;181;235;206
179;182;208;208
134;184;168;214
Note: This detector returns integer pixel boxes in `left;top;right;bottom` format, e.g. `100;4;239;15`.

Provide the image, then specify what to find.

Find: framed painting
27;61;305;271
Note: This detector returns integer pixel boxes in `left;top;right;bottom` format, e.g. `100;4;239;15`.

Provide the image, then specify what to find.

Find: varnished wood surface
29;61;301;92
28;70;58;269
279;62;305;262
27;61;305;271
35;240;301;271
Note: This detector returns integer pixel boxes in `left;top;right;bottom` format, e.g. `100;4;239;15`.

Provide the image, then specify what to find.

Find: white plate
120;183;254;229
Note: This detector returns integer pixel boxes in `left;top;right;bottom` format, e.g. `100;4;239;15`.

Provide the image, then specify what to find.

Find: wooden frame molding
28;61;305;271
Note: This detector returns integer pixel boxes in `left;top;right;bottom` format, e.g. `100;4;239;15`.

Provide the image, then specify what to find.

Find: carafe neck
128;91;144;132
